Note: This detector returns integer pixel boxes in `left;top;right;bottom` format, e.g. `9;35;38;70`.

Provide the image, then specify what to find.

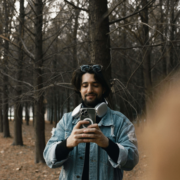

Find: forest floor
0;121;148;180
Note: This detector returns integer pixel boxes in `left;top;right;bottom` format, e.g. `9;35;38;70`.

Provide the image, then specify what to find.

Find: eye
93;83;99;87
82;85;87;88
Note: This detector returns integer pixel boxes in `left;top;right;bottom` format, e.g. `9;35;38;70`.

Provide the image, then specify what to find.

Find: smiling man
43;64;139;180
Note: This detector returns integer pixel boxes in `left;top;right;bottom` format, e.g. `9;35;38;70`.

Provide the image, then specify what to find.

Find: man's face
80;73;104;107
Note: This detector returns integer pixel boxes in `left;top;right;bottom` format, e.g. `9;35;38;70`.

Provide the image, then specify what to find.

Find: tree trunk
165;0;170;75
53;30;58;126
72;7;80;107
25;102;29;125
89;0;113;107
169;0;175;72
32;103;34;126
34;0;45;163
160;0;166;76
13;0;24;146
0;107;3;133
3;0;10;138
140;0;152;115
53;91;58;126
50;103;53;124
89;0;111;69
67;89;70;112
119;1;127;115
0;7;2;133
13;104;23;145
9;107;11;121
60;93;64;119
57;91;61;121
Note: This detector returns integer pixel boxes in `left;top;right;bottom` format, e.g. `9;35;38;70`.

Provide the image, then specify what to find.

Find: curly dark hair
71;64;111;98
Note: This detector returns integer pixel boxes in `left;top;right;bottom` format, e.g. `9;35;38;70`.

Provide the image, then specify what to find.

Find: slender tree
89;0;113;107
25;102;29;125
34;0;45;163
13;0;24;146
3;0;10;138
0;5;3;133
139;0;152;114
0;104;3;132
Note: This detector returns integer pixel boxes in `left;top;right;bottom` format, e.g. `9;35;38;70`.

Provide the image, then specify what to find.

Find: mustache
85;93;97;97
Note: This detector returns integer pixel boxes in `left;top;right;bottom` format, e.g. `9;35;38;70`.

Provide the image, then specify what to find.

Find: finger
81;133;97;139
87;123;99;129
82;139;96;143
74;120;90;129
73;134;94;139
83;128;99;133
73;129;86;134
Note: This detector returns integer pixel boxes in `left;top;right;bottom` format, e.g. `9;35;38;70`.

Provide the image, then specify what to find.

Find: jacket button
79;157;83;159
77;175;80;178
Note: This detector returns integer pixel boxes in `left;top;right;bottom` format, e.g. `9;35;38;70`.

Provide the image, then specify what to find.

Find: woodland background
0;0;180;171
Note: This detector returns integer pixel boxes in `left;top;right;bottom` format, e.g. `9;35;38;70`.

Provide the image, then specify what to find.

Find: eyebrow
81;81;99;85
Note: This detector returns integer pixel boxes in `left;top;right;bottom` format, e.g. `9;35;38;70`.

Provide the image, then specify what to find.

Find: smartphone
80;108;96;128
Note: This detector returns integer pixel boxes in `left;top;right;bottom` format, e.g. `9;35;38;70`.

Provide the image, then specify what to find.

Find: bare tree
13;0;24;146
3;0;10;138
34;0;45;163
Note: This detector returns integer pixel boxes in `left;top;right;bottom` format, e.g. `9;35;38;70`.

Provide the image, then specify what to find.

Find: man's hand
81;124;109;148
66;121;90;149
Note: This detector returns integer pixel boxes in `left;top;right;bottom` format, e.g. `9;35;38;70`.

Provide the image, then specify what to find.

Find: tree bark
13;104;23;145
60;93;64;119
160;0;166;76
0;7;3;133
67;89;70;112
139;0;152;115
13;0;24;146
169;0;175;72
89;0;113;107
25;102;29;125
0;6;2;133
53;92;57;126
32;103;35;126
50;102;53;124
34;0;45;163
3;0;10;138
72;7;80;107
0;107;3;133
165;0;170;75
89;0;111;69
57;90;61;121
119;1;127;115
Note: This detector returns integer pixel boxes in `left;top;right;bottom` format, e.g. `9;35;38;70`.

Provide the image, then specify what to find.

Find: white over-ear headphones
72;101;108;118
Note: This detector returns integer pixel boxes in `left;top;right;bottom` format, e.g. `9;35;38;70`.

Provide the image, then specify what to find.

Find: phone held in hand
80;108;96;128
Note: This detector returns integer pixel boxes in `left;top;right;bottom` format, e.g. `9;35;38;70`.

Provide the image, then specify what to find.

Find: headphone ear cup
95;102;107;118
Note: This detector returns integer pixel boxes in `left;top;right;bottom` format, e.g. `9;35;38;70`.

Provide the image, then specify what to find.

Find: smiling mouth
85;94;96;98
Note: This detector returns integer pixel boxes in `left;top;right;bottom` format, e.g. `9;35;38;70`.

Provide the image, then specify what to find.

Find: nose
87;85;93;93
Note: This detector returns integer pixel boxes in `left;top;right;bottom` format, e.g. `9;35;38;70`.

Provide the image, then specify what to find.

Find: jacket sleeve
108;117;139;170
43;114;70;168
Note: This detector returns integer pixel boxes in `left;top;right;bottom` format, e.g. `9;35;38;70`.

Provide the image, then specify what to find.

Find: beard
82;93;103;107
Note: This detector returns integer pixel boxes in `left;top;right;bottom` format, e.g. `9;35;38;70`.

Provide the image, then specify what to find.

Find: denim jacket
43;107;139;180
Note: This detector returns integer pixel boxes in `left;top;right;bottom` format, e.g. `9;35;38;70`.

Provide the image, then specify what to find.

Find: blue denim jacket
43;107;139;180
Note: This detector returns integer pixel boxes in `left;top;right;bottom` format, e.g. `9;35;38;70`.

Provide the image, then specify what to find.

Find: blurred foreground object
143;73;180;180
